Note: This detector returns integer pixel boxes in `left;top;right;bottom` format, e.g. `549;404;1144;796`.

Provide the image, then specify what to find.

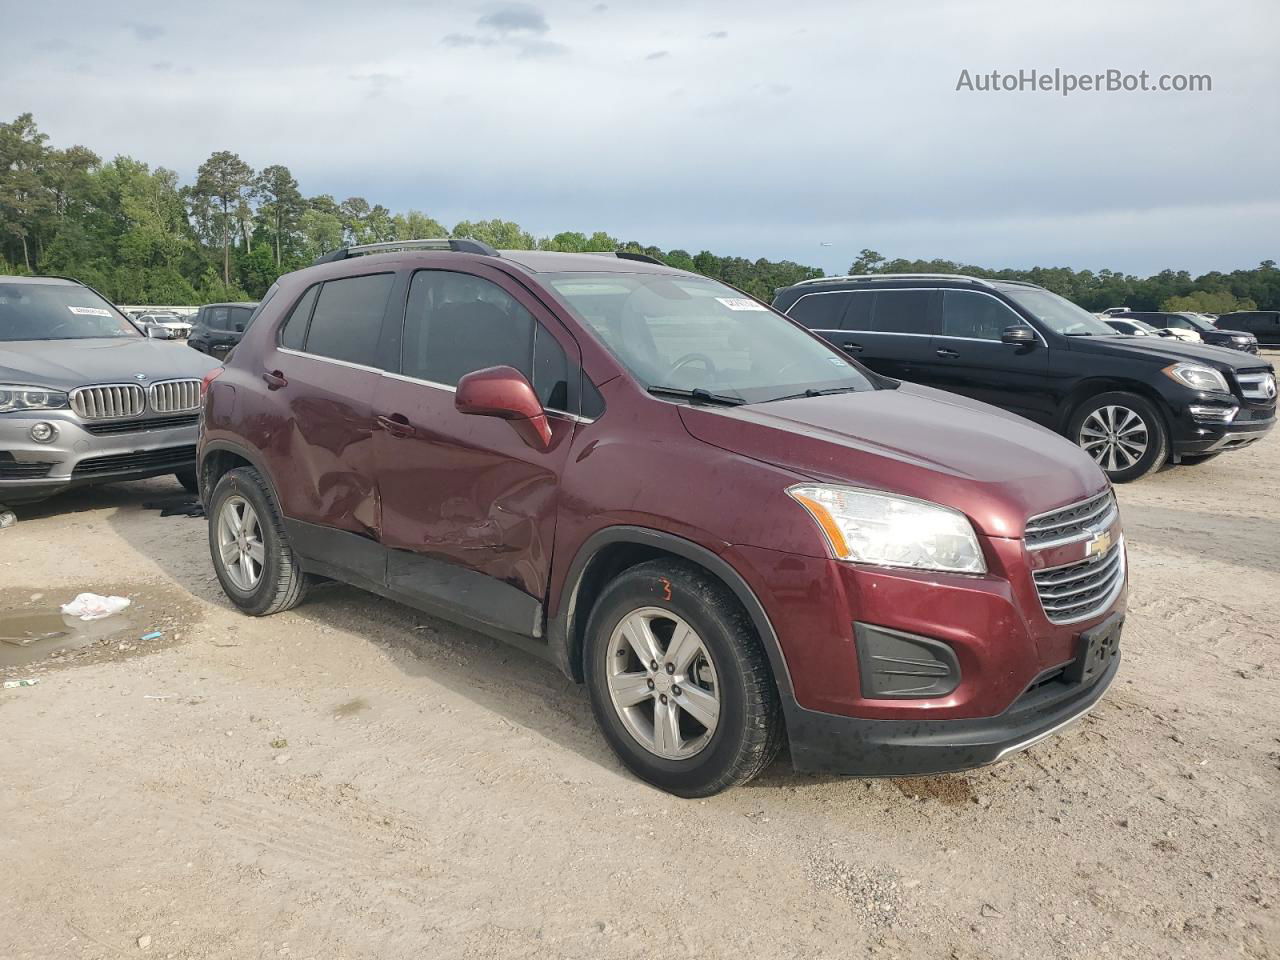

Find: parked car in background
136;312;193;340
188;301;257;358
1098;307;1132;317
0;276;220;503
1112;311;1257;353
1103;318;1176;338
1217;311;1280;348
201;240;1127;796
773;274;1276;481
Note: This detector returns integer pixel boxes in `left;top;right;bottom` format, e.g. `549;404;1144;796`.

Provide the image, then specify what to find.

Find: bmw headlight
1162;362;1229;393
788;485;986;574
0;384;69;414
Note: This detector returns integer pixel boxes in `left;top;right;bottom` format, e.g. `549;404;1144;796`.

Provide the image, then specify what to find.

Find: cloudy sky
4;0;1277;274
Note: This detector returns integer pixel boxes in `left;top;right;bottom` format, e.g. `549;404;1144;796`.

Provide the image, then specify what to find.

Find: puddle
0;607;131;667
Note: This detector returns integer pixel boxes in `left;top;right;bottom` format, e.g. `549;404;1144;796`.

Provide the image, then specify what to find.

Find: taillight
200;366;224;402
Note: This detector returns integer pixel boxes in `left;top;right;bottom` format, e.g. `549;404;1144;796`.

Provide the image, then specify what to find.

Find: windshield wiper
764;386;861;403
647;386;746;406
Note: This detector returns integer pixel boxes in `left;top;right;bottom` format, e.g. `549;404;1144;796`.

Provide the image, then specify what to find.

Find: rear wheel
583;559;782;797
1069;391;1168;483
207;467;308;616
175;469;199;494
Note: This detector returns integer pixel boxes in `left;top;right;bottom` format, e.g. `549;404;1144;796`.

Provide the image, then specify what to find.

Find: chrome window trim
787;287;1047;347
277;347;383;375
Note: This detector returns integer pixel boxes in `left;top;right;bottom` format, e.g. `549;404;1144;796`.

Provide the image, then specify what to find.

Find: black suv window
788;292;848;330
871;290;934;334
227;306;253;332
942;291;1025;341
403;271;571;411
207;306;231;331
289;274;393;367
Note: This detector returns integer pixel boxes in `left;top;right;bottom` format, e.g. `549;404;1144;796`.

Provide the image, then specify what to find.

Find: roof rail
313;238;500;265
791;272;995;289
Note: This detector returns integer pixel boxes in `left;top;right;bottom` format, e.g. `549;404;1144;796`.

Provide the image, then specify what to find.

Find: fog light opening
1189;404;1237;423
29;422;57;443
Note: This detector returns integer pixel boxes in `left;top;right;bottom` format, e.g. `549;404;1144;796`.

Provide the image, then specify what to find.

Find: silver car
0;276;221;504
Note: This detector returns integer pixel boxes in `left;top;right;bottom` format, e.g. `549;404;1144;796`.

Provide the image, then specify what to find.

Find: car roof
494;250;684;275
776;273;1046;296
0;275;82;286
200;301;257;308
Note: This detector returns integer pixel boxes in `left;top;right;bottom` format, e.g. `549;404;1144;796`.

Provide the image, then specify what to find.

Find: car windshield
1002;287;1117;337
1179;313;1217;332
0;282;140;341
545;272;877;404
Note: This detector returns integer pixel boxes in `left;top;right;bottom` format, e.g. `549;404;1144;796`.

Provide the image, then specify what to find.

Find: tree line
2;112;1276;312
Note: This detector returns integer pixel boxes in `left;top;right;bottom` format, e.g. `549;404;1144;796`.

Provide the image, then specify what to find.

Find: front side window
298;274;393;366
402;271;571;410
0;282;140;341
942;290;1027;341
871;290;934;334
547;272;876;404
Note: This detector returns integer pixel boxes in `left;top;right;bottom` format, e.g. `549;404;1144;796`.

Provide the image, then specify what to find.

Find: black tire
583;559;783;797
207;466;308;616
175;469;199;494
1179;452;1221;466
1068;391;1169;483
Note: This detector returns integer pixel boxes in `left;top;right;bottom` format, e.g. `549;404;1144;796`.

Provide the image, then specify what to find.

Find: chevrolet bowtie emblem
1085;529;1112;561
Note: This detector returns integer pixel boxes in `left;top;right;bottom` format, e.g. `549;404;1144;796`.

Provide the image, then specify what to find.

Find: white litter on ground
60;593;131;621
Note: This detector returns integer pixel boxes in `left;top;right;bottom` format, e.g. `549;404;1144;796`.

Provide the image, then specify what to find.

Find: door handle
935;348;960;359
262;369;288;389
841;341;864;353
376;414;416;438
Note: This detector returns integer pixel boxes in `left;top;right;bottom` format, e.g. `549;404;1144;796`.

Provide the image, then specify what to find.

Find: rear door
912;289;1053;423
371;266;579;637
264;271;397;585
837;288;938;382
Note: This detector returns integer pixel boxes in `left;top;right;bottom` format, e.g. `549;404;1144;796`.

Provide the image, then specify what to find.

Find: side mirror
1001;325;1036;345
455;365;552;450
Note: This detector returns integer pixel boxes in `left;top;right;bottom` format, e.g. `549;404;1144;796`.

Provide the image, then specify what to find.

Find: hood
0;337;220;390
1066;334;1271;370
678;382;1106;540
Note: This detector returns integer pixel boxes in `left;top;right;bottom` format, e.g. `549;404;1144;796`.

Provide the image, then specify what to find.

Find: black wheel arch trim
199;439;283;512
547;525;795;700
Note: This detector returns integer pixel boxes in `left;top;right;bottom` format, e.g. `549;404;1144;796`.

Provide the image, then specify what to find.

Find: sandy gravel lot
1;418;1278;959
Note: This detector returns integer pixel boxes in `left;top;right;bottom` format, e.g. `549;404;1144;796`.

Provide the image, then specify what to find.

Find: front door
372;266;579;638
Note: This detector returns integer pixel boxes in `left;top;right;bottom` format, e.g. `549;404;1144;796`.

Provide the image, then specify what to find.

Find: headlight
788;485;986;574
0;385;69;414
1162;362;1229;393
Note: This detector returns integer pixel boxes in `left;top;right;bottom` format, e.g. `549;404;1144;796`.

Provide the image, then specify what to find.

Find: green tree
391;210;447;240
848;249;886;274
0;113;52;271
1161;291;1257;314
192;150;254;287
253;164;303;268
452;219;536;249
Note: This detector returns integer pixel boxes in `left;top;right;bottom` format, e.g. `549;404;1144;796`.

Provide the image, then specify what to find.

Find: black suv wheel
583;559;782;797
1069;391;1168;482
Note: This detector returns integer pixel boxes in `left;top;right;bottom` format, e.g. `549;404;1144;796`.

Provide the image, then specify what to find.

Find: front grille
71;445;196;478
0;453;56;479
148;379;201;413
1237;370;1277;402
69;384;145;420
1033;540;1125;625
1024;490;1116;548
82;414;200;436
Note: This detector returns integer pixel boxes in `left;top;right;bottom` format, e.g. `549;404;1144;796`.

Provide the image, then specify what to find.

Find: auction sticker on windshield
716;297;767;311
68;306;113;317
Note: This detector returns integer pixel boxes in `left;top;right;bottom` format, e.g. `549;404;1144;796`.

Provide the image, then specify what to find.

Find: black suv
187;301;257;358
772;274;1276;481
1217;311;1280;347
1112;311;1258;354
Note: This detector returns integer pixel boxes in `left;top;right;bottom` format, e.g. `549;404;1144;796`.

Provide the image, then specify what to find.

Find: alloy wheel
605;607;721;760
216;495;265;591
1079;404;1149;473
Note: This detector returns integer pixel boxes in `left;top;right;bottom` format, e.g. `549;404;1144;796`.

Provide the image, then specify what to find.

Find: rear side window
787;292;848;330
872;290;934;334
279;285;319;350
403;270;571;409
290;274;393;367
942;291;1026;340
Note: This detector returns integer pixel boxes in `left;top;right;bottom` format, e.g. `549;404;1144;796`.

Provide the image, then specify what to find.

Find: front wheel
175;469;199;494
583;559;782;797
1068;391;1168;483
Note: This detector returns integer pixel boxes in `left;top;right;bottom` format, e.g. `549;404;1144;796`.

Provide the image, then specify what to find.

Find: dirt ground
2;420;1278;959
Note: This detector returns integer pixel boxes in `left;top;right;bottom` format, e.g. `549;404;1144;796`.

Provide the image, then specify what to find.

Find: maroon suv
199;240;1125;796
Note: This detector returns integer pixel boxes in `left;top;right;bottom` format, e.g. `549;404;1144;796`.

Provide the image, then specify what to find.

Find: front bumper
1170;409;1275;456
785;642;1120;776
0;411;198;503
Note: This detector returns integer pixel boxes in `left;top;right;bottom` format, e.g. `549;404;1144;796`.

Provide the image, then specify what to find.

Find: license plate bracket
1065;614;1123;685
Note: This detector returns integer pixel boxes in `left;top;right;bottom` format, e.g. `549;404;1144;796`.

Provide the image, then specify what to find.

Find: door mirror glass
455;365;552;450
1001;325;1036;345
